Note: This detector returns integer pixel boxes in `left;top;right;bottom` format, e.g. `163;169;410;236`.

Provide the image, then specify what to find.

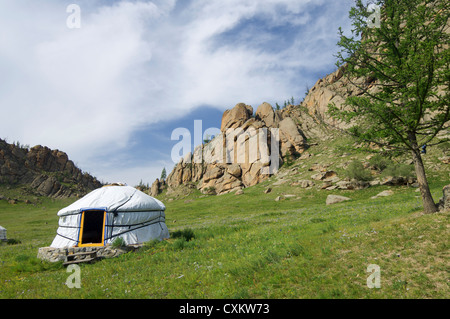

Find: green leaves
332;0;449;151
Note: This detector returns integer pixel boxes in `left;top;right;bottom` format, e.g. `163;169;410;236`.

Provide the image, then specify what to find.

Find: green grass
0;139;449;299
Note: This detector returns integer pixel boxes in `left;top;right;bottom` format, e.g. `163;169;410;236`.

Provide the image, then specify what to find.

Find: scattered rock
264;188;272;194
381;176;416;186
235;189;244;195
326;195;352;205
272;179;288;186
295;180;315;188
371;190;394;199
336;180;370;190
309;163;329;172
321;181;333;189
299;152;312;160
369;179;381;186
439;156;450;165
311;171;338;181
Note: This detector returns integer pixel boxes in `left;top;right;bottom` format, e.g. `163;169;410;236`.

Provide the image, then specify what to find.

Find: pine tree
160;167;167;181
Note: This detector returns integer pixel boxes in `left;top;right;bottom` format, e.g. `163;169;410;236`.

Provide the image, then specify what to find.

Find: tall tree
330;0;449;213
160;167;167;181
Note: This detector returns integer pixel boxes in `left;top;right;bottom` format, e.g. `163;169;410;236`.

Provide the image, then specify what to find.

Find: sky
0;0;355;186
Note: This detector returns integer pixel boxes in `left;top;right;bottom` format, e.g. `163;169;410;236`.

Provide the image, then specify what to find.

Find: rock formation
155;64;360;197
0;139;102;198
164;102;310;195
158;54;448;196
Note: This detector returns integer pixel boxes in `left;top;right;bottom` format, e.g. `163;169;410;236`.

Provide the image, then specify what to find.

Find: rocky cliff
161;102;321;196
0;139;102;198
151;43;448;197
151;66;364;197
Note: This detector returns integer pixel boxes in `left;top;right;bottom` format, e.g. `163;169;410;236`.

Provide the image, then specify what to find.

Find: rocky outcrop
150;179;161;197
0;139;101;198
161;49;446;196
221;103;254;131
159;63;359;196
165;102;309;195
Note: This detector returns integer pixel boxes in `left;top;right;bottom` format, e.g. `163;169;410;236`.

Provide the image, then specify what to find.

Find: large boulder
221;103;254;131
371;190;394;199
150;179;161;197
438;184;450;212
203;166;224;183
311;171;338;182
278;117;308;157
255;102;278;127
214;173;243;195
326;195;352;205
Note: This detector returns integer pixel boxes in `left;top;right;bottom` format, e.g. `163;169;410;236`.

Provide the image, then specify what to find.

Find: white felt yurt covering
50;185;169;248
0;225;6;241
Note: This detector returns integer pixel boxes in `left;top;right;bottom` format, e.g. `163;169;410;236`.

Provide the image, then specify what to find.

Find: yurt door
78;210;106;247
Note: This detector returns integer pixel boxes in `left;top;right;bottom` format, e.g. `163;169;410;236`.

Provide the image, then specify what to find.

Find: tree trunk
408;132;438;214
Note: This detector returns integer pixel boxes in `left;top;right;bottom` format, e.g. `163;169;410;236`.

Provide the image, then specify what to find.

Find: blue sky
0;0;355;186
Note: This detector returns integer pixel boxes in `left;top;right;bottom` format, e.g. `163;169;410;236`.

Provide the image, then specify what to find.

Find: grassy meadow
0;138;449;299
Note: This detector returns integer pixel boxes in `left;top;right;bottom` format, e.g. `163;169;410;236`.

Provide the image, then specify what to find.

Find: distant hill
0;139;102;198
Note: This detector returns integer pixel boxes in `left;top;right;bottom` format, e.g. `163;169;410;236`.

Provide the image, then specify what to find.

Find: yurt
0;225;6;241
50;184;169;248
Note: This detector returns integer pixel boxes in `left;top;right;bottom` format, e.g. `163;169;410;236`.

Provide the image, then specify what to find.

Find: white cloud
0;0;353;186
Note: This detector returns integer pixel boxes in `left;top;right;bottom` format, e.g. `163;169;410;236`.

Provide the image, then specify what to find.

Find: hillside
0;139;102;199
150;65;449;202
0;133;448;299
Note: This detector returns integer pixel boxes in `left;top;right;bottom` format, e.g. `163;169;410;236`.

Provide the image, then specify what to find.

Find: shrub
171;229;197;251
345;160;373;181
369;154;392;171
283;150;295;167
437;141;450;154
383;163;415;178
6;238;21;245
171;228;195;242
111;237;126;248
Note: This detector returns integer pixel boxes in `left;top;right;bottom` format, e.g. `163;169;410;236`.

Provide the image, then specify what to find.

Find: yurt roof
57;185;165;217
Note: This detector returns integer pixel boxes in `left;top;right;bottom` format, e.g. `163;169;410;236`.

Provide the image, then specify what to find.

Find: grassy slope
0;137;448;299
